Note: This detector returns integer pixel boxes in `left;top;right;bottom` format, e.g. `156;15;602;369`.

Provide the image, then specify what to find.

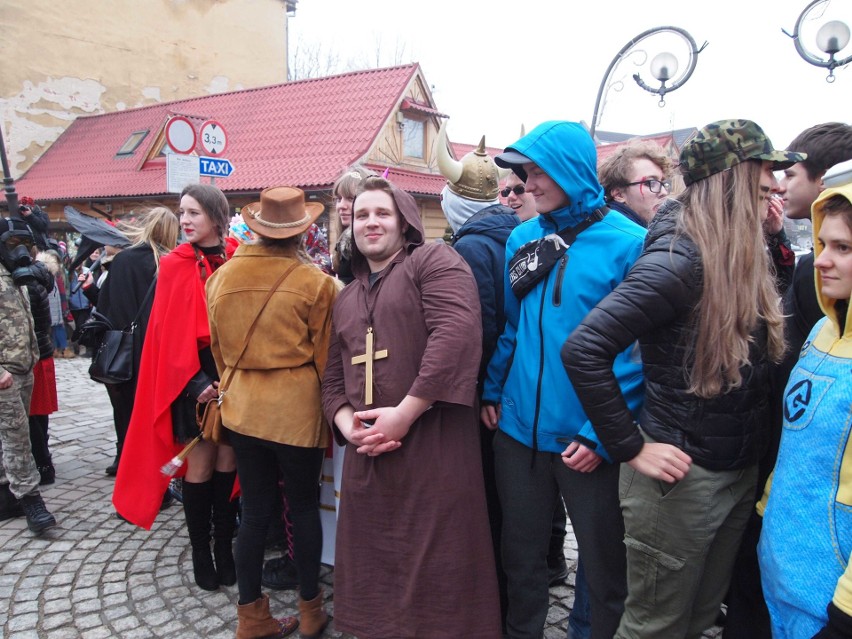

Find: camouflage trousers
0;371;39;498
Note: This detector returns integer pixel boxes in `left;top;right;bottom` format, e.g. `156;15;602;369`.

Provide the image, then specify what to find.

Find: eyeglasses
625;179;671;194
500;185;525;198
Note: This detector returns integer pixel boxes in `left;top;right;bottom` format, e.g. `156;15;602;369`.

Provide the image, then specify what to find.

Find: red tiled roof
17;64;424;200
451;141;504;160
365;165;445;197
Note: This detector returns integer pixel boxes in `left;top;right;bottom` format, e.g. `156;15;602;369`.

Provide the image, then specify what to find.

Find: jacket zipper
531;282;547;454
531;215;559;454
552;256;567;307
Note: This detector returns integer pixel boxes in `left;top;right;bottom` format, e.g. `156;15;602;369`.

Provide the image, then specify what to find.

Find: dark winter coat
25;262;55;360
607;200;647;228
451;204;518;383
96;245;157;337
782;251;822;356
563;201;772;471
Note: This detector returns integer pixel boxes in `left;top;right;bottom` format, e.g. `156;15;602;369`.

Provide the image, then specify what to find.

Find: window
403;117;424;159
116;130;149;156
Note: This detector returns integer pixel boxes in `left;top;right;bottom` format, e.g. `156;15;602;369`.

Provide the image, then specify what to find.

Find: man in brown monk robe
322;176;501;638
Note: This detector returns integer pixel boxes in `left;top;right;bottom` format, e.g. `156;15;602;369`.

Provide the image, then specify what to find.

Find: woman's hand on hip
628;442;692;483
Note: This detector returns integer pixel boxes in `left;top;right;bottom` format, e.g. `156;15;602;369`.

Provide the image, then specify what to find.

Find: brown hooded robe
322;183;501;638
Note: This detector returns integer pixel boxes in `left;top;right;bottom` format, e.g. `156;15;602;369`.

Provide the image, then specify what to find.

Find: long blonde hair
116;206;179;271
676;160;785;398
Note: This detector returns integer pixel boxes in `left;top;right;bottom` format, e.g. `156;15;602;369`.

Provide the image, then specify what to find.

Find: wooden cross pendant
350;327;388;405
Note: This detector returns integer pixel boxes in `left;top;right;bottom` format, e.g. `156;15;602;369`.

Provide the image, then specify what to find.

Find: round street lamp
783;0;852;82
590;26;708;140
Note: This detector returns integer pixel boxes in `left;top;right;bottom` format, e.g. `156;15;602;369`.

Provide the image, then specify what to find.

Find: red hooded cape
112;239;237;529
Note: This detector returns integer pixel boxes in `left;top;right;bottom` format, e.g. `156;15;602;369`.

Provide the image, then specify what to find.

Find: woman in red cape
113;184;239;593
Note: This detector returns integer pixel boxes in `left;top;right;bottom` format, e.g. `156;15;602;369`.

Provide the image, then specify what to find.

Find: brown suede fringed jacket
206;242;338;448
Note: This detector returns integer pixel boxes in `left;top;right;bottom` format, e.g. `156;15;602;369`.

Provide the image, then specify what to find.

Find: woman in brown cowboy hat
206;186;338;639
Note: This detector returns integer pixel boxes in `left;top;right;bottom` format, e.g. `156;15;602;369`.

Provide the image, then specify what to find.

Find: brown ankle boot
236;594;298;639
298;590;329;639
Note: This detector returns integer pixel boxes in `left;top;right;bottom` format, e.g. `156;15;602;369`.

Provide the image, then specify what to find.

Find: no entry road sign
165;116;196;155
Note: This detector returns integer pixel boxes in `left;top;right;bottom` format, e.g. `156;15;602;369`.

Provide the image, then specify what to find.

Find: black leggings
229;429;324;604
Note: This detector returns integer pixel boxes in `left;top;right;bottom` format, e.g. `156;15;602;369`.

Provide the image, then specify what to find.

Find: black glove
812;602;852;639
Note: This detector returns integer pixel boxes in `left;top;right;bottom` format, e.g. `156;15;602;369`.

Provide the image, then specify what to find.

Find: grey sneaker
20;494;57;534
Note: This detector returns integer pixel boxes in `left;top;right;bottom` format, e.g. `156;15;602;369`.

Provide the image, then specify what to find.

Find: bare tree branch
289;32;409;81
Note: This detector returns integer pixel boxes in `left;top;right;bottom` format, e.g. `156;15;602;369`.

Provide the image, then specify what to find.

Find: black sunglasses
500;185;525;198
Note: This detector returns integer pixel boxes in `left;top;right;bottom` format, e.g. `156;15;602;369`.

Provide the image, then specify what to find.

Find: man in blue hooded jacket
481;121;645;638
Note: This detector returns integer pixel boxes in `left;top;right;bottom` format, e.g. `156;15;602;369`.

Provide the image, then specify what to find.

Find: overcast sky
290;0;850;150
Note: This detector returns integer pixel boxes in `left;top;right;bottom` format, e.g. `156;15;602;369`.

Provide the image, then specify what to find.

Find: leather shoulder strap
219;261;299;391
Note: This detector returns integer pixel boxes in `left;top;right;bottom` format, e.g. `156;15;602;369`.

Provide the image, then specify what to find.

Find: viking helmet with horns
436;121;510;202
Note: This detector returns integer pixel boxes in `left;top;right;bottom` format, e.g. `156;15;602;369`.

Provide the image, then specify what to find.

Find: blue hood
506;121;605;227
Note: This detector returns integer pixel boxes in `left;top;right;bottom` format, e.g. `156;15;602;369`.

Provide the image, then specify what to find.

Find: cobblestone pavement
0;357;721;638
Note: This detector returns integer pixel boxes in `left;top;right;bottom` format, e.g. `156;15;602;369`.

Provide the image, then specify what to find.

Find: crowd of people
0;116;851;639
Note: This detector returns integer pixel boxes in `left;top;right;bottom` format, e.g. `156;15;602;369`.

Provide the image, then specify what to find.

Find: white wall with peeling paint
0;0;291;176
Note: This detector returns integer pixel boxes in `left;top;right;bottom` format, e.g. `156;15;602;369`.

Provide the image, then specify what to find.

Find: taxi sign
199;156;234;177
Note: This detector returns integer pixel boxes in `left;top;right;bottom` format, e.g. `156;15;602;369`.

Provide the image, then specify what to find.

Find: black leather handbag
77;310;113;348
88;277;156;385
89;326;136;384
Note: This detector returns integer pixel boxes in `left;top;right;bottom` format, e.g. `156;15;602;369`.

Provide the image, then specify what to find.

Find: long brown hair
676;160;785;397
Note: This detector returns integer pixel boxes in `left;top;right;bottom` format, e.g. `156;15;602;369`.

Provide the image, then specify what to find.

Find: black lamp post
784;0;851;82
0;124;19;215
589;26;707;140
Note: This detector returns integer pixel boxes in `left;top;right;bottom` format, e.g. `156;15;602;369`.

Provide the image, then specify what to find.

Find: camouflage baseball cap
679;119;806;186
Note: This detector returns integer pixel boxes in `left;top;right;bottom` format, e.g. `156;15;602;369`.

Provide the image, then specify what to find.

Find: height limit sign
199;120;228;156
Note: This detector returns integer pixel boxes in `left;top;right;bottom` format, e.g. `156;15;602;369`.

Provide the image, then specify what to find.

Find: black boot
20;492;57;534
29;416;55;485
38;464;56;485
105;455;120;477
0;483;24;521
212;470;238;587
262;554;300;591
183;479;218;591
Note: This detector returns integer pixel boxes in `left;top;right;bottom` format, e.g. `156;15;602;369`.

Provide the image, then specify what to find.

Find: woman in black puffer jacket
562;120;799;638
28;257;58;485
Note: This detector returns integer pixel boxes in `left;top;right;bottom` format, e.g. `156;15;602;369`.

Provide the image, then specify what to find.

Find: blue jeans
568;558;592;639
52;324;67;350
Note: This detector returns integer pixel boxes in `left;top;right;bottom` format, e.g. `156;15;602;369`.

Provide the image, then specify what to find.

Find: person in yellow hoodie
759;163;852;639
